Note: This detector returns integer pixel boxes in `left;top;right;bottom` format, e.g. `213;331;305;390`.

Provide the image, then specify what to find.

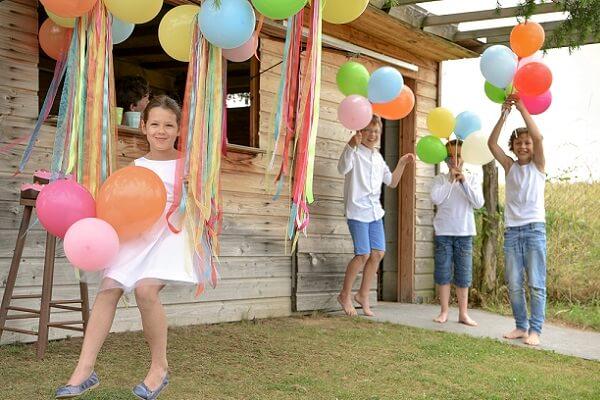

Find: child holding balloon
488;94;547;346
56;96;209;399
431;139;484;326
337;115;415;317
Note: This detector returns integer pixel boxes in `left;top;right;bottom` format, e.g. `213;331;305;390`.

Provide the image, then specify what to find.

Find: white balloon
461;131;495;165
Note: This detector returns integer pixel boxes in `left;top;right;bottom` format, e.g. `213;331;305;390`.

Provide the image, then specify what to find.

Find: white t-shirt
337;144;392;223
431;172;485;236
505;162;546;227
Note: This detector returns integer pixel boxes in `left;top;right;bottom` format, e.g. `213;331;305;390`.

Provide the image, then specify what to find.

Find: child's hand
348;132;362;148
400;153;416;164
449;167;464;183
501;98;514;117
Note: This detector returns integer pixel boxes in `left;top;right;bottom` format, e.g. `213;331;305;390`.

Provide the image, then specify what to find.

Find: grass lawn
1;315;599;399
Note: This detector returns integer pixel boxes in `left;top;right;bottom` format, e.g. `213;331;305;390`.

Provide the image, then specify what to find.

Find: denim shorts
347;219;386;255
434;235;473;288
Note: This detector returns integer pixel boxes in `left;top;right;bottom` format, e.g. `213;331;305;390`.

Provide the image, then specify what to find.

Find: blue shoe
55;371;100;398
132;375;169;400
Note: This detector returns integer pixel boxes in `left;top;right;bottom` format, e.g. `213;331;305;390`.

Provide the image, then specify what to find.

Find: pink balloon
222;35;258;62
518;52;543;70
338;95;373;130
64;218;120;271
520;91;552;115
36;179;96;238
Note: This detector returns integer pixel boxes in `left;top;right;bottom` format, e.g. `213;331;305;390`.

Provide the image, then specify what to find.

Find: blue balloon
111;15;134;45
454;111;481;140
480;45;517;89
199;0;256;49
368;67;404;104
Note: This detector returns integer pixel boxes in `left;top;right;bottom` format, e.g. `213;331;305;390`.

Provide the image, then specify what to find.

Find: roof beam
422;2;562;27
454;20;563;41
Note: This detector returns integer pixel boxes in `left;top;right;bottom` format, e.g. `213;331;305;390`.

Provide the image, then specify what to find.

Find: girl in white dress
56;96;207;399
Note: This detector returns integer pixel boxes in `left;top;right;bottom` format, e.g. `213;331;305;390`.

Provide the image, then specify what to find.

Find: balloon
416;136;447;164
46;10;75;28
484;82;514;104
513;61;552;96
368;66;404;104
427;107;455;139
454;111;481;140
159;5;200;62
111;15;134;45
199;0;256;49
323;0;369;24
336;61;370;97
510;21;545;58
97;166;166;241
222;34;259;62
39;19;72;61
372;86;415;120
64;218;120;272
251;0;307;20
518;52;543;69
338;95;373;130
520;91;552;115
480;45;518;89
36;179;96;238
462;131;495;165
103;0;163;24
40;0;97;18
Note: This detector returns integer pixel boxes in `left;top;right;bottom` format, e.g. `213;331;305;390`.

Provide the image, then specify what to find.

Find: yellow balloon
102;0;163;24
427;107;455;139
46;10;75;28
159;5;199;62
323;0;369;24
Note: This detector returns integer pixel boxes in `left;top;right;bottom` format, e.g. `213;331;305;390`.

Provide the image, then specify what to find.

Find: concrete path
344;302;600;361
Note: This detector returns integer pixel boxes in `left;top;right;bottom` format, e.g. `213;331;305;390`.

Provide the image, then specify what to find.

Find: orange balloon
513;61;552;96
39;19;72;60
41;0;97;18
510;21;545;58
97;166;167;241
372;86;415;120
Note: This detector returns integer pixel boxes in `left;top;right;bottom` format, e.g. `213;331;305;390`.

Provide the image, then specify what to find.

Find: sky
419;1;600;182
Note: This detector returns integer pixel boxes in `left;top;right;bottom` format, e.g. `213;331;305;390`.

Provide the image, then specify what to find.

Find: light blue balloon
368;66;404;104
199;0;256;49
480;45;517;89
454;111;481;140
111;15;135;45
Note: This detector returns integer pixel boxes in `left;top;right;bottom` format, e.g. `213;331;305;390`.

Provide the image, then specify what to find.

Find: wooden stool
0;175;90;359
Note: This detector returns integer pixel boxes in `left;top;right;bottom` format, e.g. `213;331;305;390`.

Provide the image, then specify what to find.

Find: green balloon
336;61;370;97
251;0;308;20
416;135;447;164
484;81;514;104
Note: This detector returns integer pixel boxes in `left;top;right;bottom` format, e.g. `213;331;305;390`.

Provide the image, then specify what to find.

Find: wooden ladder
0;176;90;359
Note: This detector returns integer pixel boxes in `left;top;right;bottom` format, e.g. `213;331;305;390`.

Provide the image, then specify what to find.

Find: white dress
101;157;209;292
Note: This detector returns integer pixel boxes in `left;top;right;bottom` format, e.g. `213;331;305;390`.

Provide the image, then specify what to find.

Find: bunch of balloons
39;0;158;60
480;21;552;115
36;167;166;272
416;108;494;166
336;61;415;130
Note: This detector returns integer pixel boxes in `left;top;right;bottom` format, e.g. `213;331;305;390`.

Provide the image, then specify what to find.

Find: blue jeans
504;222;547;335
347;219;386;255
434;236;473;288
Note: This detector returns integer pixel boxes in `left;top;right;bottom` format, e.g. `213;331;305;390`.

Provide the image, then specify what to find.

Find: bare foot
143;366;168;391
503;328;528;339
524;331;541;346
337;294;357;316
433;311;448;323
67;365;94;386
353;293;375;317
458;314;478;327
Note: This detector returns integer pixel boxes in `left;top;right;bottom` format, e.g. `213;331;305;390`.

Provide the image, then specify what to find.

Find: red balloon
39;19;71;60
514;62;552;96
41;0;97;18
